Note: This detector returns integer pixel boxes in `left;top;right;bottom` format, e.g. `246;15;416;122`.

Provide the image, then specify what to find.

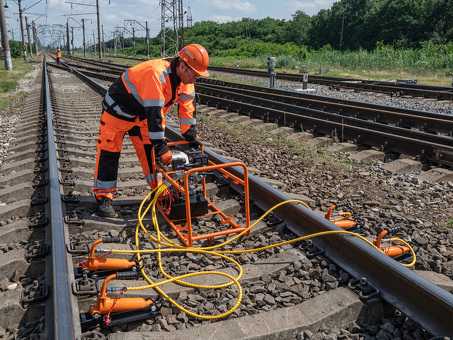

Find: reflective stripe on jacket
102;58;197;156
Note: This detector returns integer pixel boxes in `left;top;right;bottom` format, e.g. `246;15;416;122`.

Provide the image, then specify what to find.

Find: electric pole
66;21;70;55
96;0;101;59
161;0;178;57
132;27;135;57
146;21;149;59
114;26;121;57
93;31;96;56
187;7;192;28
25;16;33;57
82;19;86;57
0;0;13;70
112;27;124;57
177;0;184;49
125;20;148;58
32;21;38;55
121;32;124;57
102;24;105;57
18;0;28;62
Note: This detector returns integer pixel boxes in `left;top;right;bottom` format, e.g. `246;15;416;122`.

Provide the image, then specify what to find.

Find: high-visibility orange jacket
56;49;62;58
102;57;197;156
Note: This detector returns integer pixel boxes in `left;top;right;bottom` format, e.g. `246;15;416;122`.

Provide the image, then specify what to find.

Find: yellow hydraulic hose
104;182;416;320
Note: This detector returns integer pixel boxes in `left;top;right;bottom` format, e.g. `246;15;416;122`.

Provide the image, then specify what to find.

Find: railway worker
56;47;62;65
93;44;210;217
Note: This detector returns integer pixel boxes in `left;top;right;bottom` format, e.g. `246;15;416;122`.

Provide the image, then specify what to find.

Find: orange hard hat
178;44;209;77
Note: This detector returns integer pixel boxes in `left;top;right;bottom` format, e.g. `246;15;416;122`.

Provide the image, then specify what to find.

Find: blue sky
4;0;336;48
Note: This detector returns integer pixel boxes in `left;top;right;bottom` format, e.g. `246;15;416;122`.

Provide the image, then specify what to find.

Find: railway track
195;78;453;168
61;55;453;102
207;66;453;101
0;55;452;339
51;54;453;168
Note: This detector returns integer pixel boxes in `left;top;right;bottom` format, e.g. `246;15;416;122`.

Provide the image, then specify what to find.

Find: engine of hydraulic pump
160;148;209;220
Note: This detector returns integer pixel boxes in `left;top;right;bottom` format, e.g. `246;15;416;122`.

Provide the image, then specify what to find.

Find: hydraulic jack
325;201;364;230
80;271;160;330
373;227;411;259
74;238;138;279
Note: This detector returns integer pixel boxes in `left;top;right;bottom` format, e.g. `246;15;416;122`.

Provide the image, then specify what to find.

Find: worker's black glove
189;138;202;149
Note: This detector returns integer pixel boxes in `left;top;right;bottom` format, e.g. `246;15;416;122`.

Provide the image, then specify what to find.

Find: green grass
76;50;453;87
0;58;33;112
211;44;453;87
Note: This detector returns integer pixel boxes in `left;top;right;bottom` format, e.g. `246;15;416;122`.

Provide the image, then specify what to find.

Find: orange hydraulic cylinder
333;220;357;229
81;238;136;272
81;257;136;272
90;295;153;316
373;230;409;258
90;274;153;316
325;205;354;229
381;245;410;258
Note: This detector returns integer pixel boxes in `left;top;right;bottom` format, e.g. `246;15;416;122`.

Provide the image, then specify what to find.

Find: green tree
287;10;311;46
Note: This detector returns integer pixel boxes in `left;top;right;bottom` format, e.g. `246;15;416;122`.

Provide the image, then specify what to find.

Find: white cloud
210;15;234;24
46;0;63;6
200;0;257;13
105;14;121;22
284;0;335;15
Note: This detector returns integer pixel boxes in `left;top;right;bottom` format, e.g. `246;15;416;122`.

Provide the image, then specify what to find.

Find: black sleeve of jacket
146;106;169;156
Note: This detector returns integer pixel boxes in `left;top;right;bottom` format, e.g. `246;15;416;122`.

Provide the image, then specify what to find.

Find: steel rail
71;68;118;83
64;61;124;77
48;61;109;95
208;65;352;82
207;66;453;100
362;79;453;92
43;57;81;339
60;58;453;129
59;59;453;100
198;78;453;135
165;125;453;337
69;56;130;71
195;87;453;165
328;81;453;101
194;85;453;146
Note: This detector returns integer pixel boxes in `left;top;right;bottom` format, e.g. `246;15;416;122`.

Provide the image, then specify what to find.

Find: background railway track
0;55;452;339
50;54;453;169
207;66;453;101
64;55;453;100
54;54;453;102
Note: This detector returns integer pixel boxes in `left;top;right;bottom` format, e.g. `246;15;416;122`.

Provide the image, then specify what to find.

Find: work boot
96;197;116;217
